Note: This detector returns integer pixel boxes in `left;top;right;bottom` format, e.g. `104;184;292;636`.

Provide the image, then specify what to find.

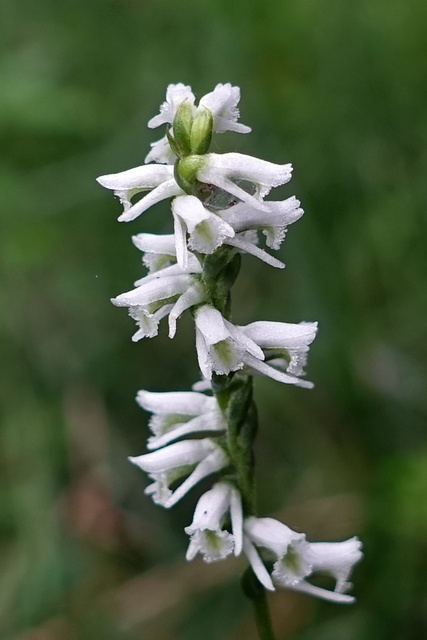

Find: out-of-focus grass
1;0;426;638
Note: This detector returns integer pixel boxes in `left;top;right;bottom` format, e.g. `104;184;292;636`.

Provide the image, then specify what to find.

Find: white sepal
148;83;196;129
197;153;293;212
199;83;251;134
129;438;216;473
243;537;275;592
185;482;243;563
164;447;229;508
145;136;177;164
304;537;363;593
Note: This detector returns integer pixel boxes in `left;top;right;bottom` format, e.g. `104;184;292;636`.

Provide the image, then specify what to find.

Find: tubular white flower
112;267;206;341
97;164;182;222
196;153;293;212
129;438;229;508
241;320;318;388
194;305;264;379
219;197;304;250
303;537;363;593
147;83;196;129
136;389;225;450
244;516;362;603
172;195;235;268
194;307;316;387
198;83;251;134
185;482;243;562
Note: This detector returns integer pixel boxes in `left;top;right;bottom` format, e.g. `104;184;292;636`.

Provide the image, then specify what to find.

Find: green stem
203;247;274;640
242;568;277;640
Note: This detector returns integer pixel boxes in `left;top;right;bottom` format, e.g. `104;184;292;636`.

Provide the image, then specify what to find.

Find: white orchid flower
97;164;183;222
194;306;317;388
147;83;196;129
172;195;235;268
112;265;206;341
131;233;177;273
136;389;225;450
196;153;293;212
243;517;362;603
129;438;228;508
198;83;251;134
219;196;304;250
185;482;243;562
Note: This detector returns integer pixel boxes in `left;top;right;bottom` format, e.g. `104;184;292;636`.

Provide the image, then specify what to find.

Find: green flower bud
190;107;213;155
172;99;194;157
174;155;205;194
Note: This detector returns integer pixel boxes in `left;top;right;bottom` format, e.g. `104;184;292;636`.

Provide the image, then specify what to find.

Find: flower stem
242;567;277;640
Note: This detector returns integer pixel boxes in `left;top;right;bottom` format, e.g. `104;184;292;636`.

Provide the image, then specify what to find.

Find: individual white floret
112;268;206;341
243;517;362;603
147;83;196;129
172;195;235;268
194;306;317;388
219;197;304;250
129;439;228;508
97;164;182;222
185;482;243;562
196;153;293;212
136;389;226;450
198;83;251;134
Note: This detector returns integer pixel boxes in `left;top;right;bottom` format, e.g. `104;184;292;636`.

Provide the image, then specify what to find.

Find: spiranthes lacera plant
97;83;362;639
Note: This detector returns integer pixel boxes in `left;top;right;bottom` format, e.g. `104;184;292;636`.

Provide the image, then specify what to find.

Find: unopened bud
173;99;194;157
190;107;213;155
175;155;205;194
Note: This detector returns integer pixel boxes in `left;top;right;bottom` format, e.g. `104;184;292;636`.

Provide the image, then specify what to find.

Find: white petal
173;210;190;270
164;447;228;508
243;537;275;592
186;529;234;562
186;482;231;532
195;327;213;380
173;195;210;232
244;516;305;558
243;321;318;350
223;319;265;360
198;153;293;211
136;389;216;415
305;538;363;591
145;136;177;164
132;233;176;256
118;179;183;222
148;83;196;128
199;83;251;134
168;282;206;338
112;274;193;308
287;580;355;604
194;305;231;346
243;353;314;389
230;487;243;556
129;438;215;473
97;164;174;191
147;411;225;450
226;236;285;269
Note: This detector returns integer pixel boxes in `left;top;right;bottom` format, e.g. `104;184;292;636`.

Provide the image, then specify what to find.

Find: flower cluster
97;83;362;603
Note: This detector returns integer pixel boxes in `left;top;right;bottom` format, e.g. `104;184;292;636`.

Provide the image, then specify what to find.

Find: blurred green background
1;0;427;638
